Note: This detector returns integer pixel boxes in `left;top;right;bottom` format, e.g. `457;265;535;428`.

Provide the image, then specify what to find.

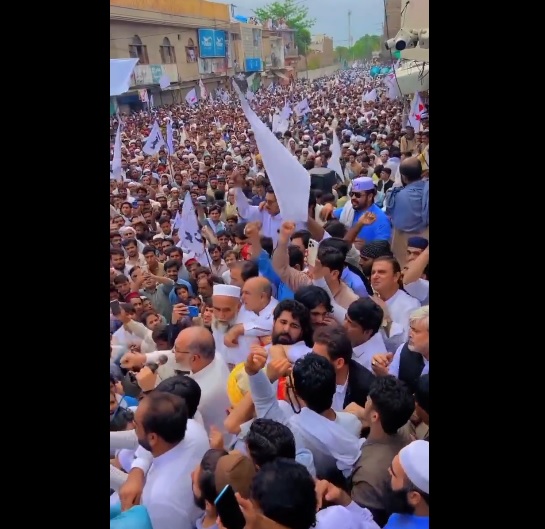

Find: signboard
245;57;263;72
198;29;227;58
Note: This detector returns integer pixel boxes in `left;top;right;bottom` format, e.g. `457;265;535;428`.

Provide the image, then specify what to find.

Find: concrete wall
110;0;230;21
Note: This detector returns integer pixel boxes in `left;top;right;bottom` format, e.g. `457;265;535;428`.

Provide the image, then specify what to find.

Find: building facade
304;34;334;70
110;0;234;112
381;0;401;61
400;0;428;63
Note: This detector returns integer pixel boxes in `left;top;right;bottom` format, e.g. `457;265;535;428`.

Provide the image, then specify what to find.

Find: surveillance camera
384;37;397;51
393;28;419;51
418;28;429;49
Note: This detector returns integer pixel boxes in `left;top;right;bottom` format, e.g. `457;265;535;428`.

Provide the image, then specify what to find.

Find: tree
348;34;381;60
335;46;349;62
254;0;316;55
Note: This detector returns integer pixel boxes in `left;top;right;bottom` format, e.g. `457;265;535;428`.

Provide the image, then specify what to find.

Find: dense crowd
110;64;429;529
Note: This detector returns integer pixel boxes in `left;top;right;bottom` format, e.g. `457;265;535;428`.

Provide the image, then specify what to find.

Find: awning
395;62;429;95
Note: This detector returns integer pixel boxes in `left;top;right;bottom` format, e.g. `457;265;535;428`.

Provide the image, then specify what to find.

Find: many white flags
233;81;310;222
176;191;209;266
407;92;424;131
166;119;175;155
199;79;207;99
142;120;165;155
111;121;123;181
295;98;311;116
159;74;171;90
185;88;198;106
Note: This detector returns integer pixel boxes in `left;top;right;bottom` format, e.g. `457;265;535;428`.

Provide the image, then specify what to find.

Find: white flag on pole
159;74;171;90
233;81;310;222
209;92;214;104
111;122;123;181
280;102;292;121
295;98;311;116
362;89;377;102
166;119;175;155
407;93;424;131
185;88;198;106
199;79;207;99
329;131;345;183
142;120;165;155
176;192;208;266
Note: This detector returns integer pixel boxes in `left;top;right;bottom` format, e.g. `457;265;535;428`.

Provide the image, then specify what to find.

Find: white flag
185;88;198;106
233;81;310;222
166;119;175;155
280;102;292;121
112;122;123;181
176;192;208;266
149;94;154;108
199;79;207;99
209;92;214;104
329;131;345;183
407;93;424;131
142;120;165;155
159;74;171;90
246;90;255;102
362;89;377;102
295;98;311;116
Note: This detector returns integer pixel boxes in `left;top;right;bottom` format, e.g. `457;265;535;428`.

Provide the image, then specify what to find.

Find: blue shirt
333;203;392;242
386;180;429;233
341;267;369;298
384;514;429;529
256;249;294;300
110;505;153;529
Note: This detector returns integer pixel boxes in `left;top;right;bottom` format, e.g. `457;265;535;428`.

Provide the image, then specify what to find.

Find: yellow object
226;363;251;406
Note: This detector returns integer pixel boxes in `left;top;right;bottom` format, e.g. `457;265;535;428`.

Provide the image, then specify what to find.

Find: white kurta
352;332;388;372
382;289;421;353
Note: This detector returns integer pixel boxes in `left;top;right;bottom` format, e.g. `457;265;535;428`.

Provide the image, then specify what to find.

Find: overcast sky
216;0;384;46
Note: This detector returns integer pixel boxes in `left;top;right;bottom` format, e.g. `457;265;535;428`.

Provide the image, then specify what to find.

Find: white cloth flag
407;92;424;131
209;92;214;104
329;131;345;183
111;123;123;181
110;58;138;96
362;89;377;102
185;88;198;106
233;81;310;222
159;74;171;90
295;98;311;116
177;192;208;266
384;73;401;99
246;90;255;102
166;120;175;155
142;121;165;155
280;102;292;121
199;79;207;99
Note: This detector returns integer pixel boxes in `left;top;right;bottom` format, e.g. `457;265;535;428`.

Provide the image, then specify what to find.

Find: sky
216;0;385;46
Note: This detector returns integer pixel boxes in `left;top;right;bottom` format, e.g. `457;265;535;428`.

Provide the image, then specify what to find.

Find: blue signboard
245;57;263;72
198;29;227;58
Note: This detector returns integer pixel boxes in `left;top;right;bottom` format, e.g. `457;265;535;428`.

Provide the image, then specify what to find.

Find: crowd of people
109;64;429;529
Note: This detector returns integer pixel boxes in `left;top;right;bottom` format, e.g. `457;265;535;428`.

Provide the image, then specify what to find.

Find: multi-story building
230;22;264;76
304;34;334;70
381;0;401;61
110;0;234;112
261;25;299;85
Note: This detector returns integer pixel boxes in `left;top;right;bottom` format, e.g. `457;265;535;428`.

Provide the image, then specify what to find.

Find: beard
384;487;414;516
193;492;206;510
137;436;152;453
272;331;295;346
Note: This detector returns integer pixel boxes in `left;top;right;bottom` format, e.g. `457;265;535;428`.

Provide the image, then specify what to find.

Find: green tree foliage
335;34;381;60
254;0;315;55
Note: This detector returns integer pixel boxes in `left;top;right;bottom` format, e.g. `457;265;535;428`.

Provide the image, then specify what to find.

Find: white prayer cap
399;440;429;494
380;150;390;156
352;177;375;193
213;284;241;298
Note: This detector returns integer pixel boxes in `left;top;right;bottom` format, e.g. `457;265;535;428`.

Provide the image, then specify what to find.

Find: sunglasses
349;191;364;198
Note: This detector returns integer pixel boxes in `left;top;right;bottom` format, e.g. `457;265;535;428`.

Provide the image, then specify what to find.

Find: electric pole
348;10;352;63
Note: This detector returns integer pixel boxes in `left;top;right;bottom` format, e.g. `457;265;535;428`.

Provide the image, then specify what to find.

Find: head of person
142;245;158;269
110;248;126;271
408;305;429;357
290;230;311;254
264;186;280;216
371;256;403;298
361;376;415;435
245;419;296;469
241;277;273;314
151;324;171;351
155;374;201;419
288;353;336;414
312;325;353;375
343;298;384;347
406;237;428;265
387;441;429;516
313;246;345;285
349;177;377;211
359;240;393;276
224;249;238;268
250;458;317;529
113;275;131;297
272;299;313;348
294;285;333;328
134;391;188;455
400;158;423;186
230;260;258;288
140;310;160;331
198;276;214;298
122;237;139;258
211;284;241;325
173;326;217;373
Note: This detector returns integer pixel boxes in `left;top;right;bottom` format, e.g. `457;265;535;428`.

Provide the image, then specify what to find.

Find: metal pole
348;10;352;64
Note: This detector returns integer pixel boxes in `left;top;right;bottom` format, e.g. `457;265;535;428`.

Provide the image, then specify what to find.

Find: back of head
246;418;296;467
292;353;336;414
318;237;349;258
155;375;201;419
197;448;229;506
368;376;415;434
251;458;317;529
294;285;333;313
141;391;189;444
347;298;384;336
400;157;422;183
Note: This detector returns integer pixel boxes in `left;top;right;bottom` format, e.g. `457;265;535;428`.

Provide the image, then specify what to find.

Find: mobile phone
187;305;200;318
307;238;319;267
110;300;121;316
214;485;245;529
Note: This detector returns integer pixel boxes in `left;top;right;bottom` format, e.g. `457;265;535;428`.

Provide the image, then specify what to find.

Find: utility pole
348;10;352;63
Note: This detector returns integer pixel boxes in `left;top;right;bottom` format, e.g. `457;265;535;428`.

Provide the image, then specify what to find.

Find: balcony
130;63;179;87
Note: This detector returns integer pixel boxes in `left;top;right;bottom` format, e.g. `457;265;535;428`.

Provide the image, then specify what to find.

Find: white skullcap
399;440;429;494
213;284;241;298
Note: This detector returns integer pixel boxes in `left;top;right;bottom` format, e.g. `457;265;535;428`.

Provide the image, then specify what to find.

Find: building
261;25;299;85
230;22;264;76
110;0;233;113
303;34;334;70
381;0;401;61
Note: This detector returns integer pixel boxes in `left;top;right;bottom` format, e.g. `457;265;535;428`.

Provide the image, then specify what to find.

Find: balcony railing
130;63;179;87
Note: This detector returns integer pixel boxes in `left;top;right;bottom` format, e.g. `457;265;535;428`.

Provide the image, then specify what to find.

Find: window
185;38;198;63
160;37;176;64
128;35;149;65
252;28;261;48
